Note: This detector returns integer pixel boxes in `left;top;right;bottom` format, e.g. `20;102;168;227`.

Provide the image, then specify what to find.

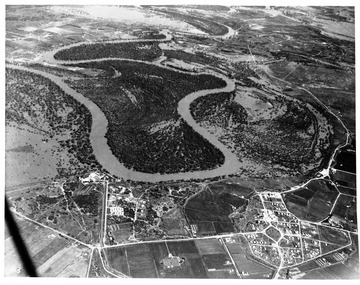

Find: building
109;206;124;216
80;172;105;184
190;224;198;237
160;253;184;269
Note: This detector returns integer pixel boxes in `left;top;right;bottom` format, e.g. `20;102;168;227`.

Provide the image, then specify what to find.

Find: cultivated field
283;179;339;222
5;216;91;277
105;239;240;278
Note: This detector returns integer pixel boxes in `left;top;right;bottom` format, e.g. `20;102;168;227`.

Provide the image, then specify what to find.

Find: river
7;51;243;182
7;27;345;183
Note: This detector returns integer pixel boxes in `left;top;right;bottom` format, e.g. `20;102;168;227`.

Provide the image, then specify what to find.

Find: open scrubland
7;181;105;245
190;86;327;177
5;68;103;186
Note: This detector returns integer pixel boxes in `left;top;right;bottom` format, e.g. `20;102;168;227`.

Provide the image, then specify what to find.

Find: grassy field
111;223;133;243
161;207;189;236
321;242;343;255
318;225;350;245
208;181;254;198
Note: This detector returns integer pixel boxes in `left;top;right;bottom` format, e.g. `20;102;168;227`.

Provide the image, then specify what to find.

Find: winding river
7;26;346;183
7;31;245;182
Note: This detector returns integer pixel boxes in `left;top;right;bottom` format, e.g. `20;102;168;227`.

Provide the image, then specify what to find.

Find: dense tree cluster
230;61;262;88
72;194;100;216
36;195;59;204
139;32;166;40
191;91;247;129
68;60;226;125
107;118;225;174
54;41;163;62
276;101;313;130
66;60;227;174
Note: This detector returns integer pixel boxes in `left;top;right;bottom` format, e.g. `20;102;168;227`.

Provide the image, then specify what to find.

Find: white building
109;206;124;216
80;172;105;184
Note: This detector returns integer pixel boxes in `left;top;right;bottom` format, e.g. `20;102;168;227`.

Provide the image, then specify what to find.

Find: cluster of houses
107;184;147;220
